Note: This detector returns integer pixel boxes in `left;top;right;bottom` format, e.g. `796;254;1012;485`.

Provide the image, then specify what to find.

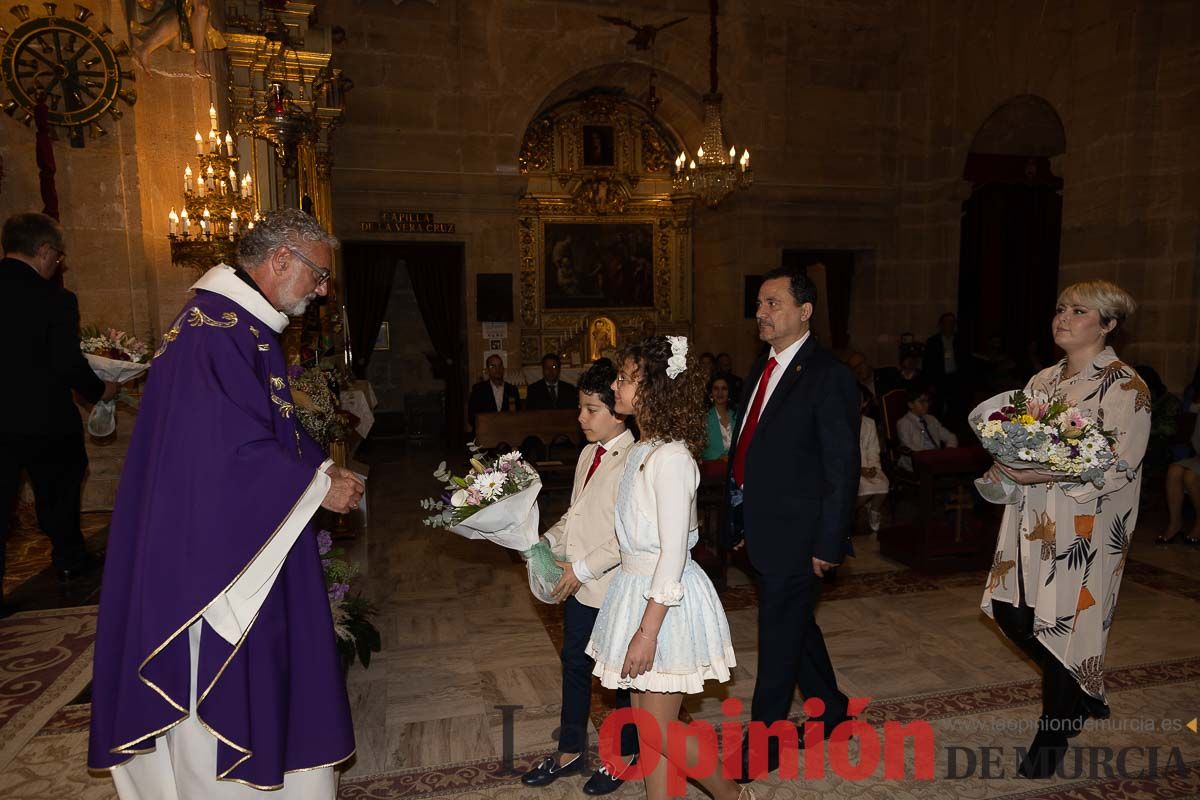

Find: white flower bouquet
81;327;152;437
969;390;1122;503
421;446;562;603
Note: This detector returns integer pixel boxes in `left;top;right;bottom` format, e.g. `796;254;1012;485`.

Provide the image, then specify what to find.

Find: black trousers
0;432;90;585
750;572;849;727
560;596;638;756
991;597;1093;731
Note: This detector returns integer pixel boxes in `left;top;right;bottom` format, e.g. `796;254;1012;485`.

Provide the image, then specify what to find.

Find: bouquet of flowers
970;390;1123;502
318;529;381;672
80;326;153;437
421;446;561;603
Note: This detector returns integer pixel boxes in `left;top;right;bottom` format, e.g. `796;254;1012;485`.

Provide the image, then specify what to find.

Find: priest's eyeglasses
285;246;331;287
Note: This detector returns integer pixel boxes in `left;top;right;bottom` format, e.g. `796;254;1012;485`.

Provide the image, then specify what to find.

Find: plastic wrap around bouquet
81;328;151;438
969;390;1120;504
421;449;563;603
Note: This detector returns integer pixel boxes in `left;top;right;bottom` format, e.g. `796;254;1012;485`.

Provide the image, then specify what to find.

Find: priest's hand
101;382;119;402
322;467;365;513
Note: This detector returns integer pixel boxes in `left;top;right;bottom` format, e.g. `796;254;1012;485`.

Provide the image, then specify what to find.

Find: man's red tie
584;445;606;485
732;357;778;487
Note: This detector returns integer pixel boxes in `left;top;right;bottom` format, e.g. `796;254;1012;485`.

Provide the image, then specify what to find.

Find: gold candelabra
168;104;260;269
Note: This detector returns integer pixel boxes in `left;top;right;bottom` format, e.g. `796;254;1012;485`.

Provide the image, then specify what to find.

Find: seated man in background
468;353;521;433
526;353;579;411
896;387;958;472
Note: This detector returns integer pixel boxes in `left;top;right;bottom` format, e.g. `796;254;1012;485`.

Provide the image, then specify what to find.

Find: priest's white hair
237;208;339;271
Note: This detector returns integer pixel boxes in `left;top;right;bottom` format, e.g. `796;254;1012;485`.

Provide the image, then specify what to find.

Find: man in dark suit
724;265;860;780
524;353;579;411
922;312;971;423
467;353;521;432
1;213;117;606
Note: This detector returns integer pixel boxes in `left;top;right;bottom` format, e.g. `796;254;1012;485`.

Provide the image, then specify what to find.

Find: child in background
896;387;958;472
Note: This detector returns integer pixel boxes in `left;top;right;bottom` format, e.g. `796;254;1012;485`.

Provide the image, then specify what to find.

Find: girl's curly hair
619;336;707;460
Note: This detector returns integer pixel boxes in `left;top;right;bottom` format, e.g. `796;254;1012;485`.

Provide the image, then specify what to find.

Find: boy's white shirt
542;428;634;609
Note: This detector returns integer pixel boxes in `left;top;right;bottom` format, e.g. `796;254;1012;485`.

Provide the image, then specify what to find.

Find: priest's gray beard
279;271;317;317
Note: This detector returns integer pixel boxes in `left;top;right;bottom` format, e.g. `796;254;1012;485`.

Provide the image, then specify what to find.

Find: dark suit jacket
0;257;105;437
922;333;970;380
468;379;522;429
525;379;579;411
727;336;861;574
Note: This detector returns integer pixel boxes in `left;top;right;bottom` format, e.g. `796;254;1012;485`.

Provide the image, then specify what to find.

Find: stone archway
958;95;1067;396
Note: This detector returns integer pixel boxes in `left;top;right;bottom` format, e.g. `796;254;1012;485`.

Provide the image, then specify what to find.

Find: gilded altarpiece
518;93;693;367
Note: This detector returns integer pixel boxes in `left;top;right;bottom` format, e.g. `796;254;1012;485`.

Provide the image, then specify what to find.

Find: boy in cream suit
521;360;639;796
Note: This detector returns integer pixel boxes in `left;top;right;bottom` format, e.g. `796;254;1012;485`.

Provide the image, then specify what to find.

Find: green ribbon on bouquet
521;540;564;586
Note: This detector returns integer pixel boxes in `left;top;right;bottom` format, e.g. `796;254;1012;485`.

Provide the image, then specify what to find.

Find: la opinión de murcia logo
495;698;1191;787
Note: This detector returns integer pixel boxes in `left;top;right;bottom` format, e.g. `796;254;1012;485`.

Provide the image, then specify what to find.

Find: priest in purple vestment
88;209;364;799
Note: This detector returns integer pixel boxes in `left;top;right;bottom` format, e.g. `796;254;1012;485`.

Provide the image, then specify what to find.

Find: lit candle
209;130;219;154
209;103;218;129
697;146;705;159
689;159;696;169
184;164;193;193
244;174;253;199
228;166;237;192
196;175;206;197
229;208;239;238
201;207;210;236
194;131;203;156
247;221;254;230
240;175;249;198
224;132;234;157
169;208;178;236
740;149;750;170
728;145;736;161
180;209;190;235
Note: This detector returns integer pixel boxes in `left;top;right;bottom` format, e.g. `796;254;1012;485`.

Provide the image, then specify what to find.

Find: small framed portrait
582;125;615;167
374;321;391;351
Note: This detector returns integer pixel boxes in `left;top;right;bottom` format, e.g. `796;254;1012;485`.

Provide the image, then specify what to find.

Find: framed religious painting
543;222;654;310
581;125;615;167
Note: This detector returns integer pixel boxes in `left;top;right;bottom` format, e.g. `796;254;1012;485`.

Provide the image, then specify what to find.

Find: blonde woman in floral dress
980;280;1150;778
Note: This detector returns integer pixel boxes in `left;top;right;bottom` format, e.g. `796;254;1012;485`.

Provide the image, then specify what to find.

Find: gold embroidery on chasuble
188;307;239;328
271;394;294;419
249;325;260;339
270;375;285;391
258;343;271;352
153;326;180;359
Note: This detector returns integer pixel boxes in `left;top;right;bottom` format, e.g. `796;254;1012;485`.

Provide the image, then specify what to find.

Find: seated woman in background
700;373;738;481
857;388;889;533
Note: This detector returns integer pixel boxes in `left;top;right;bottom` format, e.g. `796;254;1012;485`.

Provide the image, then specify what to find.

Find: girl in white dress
586;336;748;800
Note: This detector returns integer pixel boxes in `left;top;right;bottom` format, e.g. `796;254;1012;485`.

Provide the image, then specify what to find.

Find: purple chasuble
88;286;354;787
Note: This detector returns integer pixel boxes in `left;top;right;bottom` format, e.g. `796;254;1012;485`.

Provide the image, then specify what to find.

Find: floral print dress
980;347;1151;701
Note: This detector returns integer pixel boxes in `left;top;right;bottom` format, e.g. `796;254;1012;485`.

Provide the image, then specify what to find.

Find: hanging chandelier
670;0;752;208
167;103;260;270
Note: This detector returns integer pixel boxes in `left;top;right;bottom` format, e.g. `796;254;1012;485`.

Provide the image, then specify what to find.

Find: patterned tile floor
5;443;1200;799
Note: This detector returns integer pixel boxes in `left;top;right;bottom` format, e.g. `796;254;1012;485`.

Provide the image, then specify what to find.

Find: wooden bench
877;446;998;572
